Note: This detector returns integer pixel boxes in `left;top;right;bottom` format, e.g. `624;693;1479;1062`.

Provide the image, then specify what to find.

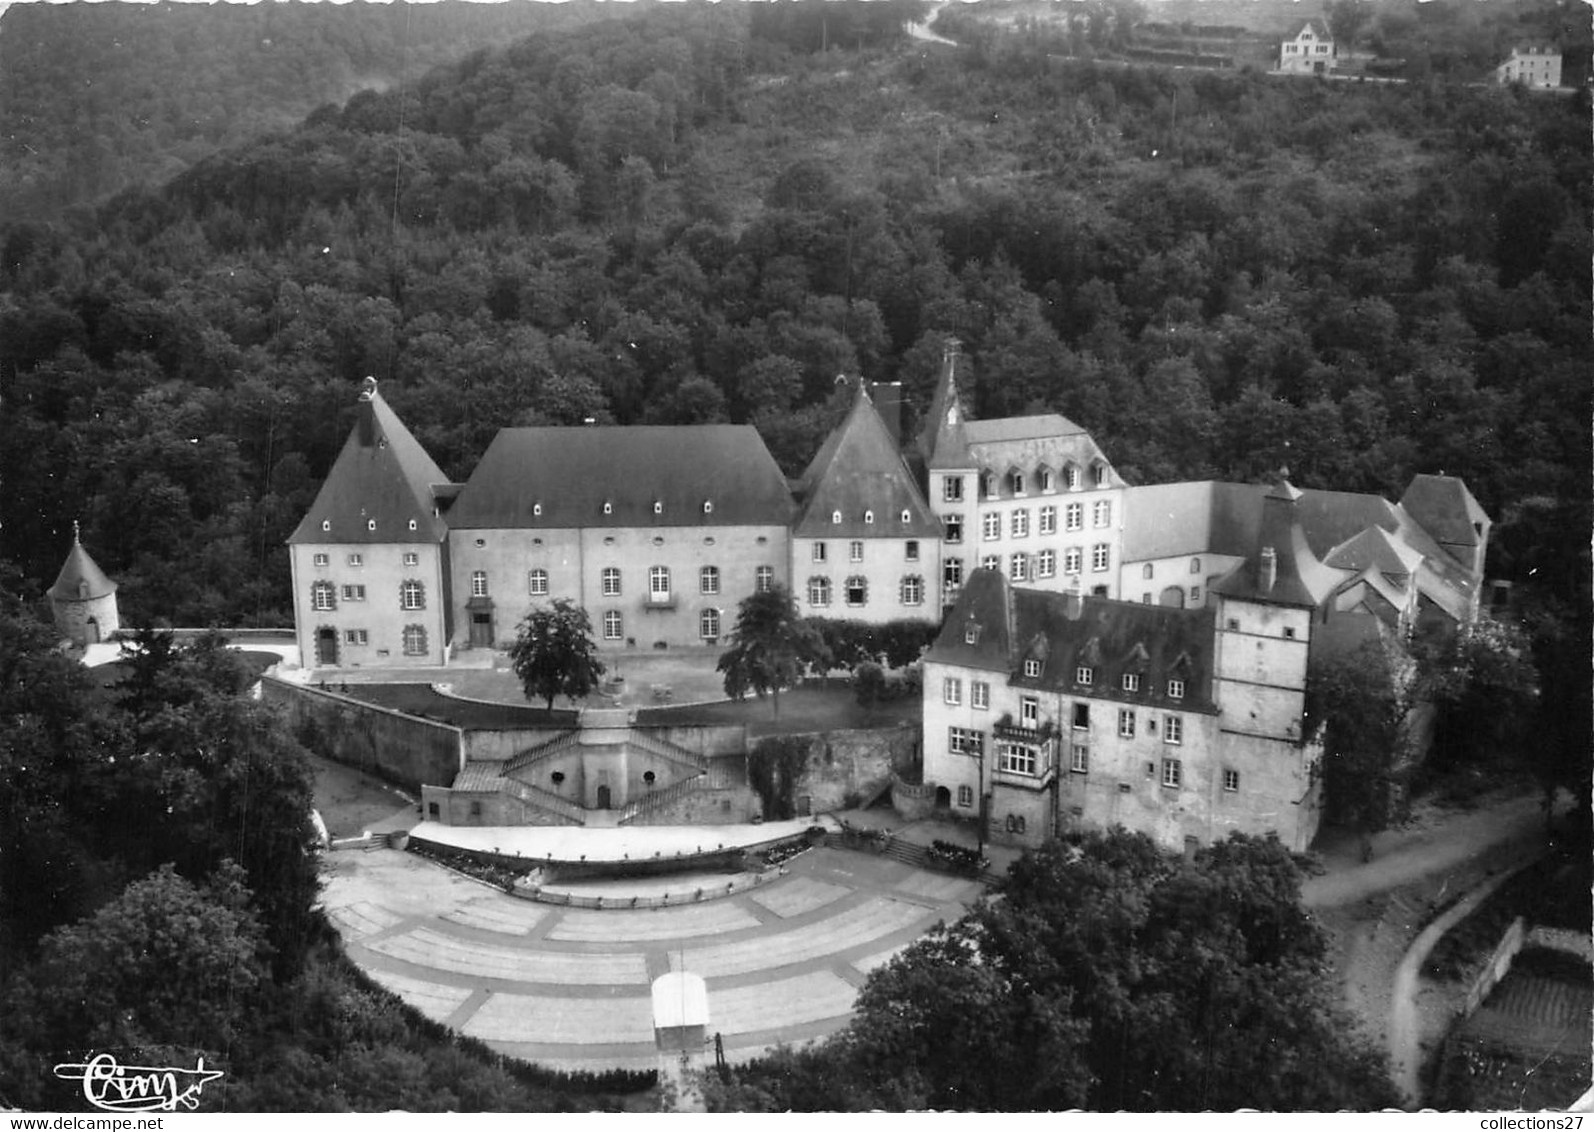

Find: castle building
790;382;943;623
915;345;1126;610
48;522;120;646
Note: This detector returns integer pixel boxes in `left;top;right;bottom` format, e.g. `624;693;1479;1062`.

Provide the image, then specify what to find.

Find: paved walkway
322;843;983;1072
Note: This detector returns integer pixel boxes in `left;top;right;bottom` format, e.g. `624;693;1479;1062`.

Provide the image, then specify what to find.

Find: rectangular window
1190;586;1201;603
1065;503;1083;532
1072;703;1090;730
972;681;989;710
403;552;419;567
944;515;963;544
1011;510;1030;538
1039;506;1057;535
900;575;924;606
603;610;623;640
402;624;428;657
1038;549;1056;578
400;580;425;611
1040;469;1055;492
1070;744;1089;773
1023;658;1042;679
1092;544;1110;572
1021;696;1039;728
700;608;721;640
471;571;488;598
1283;626;1297;639
944;558;963;589
845;576;867;606
1164;715;1183;744
1009;471;1026;496
1064;548;1082;575
808;576;831;606
649;566;671;599
906;540;920;562
982;555;1001;573
943;476;964;502
1123;672;1141;692
602;567;622;596
756;565;774;593
1223;768;1240;792
949;727;984;755
700;566;720;595
1118;708;1136;738
1162;758;1182;788
850;540;864;564
1168;679;1185;700
957;784;974;807
528;570;549;596
1076;666;1093;685
348;553;364;567
344;629;368;646
813;542;828;563
341;584;366;602
982;513;1001;541
1093;500;1112;528
944;678;962;706
1010;553;1028;582
999;743;1036;776
312;553;330;567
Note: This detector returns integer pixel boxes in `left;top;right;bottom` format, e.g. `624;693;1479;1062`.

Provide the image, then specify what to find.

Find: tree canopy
710;829;1400;1111
508;599;607;711
716;586;830;719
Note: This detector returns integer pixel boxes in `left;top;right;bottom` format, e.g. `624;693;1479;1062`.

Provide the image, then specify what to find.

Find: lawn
637;681;919;737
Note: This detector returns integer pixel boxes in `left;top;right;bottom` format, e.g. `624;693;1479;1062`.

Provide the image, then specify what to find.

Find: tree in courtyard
716;586;830;721
508;599;606;712
1306;635;1419;838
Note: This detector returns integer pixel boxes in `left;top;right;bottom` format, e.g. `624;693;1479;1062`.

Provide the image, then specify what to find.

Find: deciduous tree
716;586;829;721
509;599;606;712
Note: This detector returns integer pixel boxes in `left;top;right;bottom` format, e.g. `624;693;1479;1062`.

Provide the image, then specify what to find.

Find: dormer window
832;510;843;524
1023;658;1043;678
367;519;377;531
602;501;613;515
1168;679;1185;700
965;622;982;646
864;510;875;524
1123;672;1142;692
1092;462;1108;488
1076;666;1093;685
901;509;911;523
1065;464;1080;490
703;500;714;514
1009;470;1025;496
408;519;417;531
654;501;663;515
981;472;998;499
321;519;331;532
533;503;543;517
1039;468;1054;492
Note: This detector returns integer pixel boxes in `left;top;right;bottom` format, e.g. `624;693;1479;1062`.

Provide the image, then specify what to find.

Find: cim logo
53;1053;223;1112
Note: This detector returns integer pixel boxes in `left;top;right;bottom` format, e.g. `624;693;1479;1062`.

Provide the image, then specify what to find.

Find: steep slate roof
793;384;941;538
1400;475;1489;552
1324;526;1423;581
289;380;451;546
1211;480;1348;608
49;526;116;601
931;569;1217;713
446;425;793;530
1294;18;1333;39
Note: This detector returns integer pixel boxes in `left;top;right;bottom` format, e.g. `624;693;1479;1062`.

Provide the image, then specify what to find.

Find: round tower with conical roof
48;522;120;646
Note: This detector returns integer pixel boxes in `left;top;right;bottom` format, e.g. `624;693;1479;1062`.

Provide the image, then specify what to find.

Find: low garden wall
263;676;463;794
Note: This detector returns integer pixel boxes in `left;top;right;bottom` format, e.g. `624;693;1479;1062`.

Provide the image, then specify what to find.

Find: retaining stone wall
263;676;462;793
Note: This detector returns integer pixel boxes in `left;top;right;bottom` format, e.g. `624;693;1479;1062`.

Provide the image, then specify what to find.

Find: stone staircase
496;776;585;826
502;730;581;777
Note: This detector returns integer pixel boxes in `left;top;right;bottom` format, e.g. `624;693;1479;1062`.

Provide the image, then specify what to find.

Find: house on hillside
1279;18;1336;74
1494;45;1562;88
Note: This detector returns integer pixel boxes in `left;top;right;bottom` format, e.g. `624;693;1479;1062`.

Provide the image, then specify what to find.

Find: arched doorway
1159;586;1187;608
316;627;337;666
934;786;951;810
86;617;100;644
596;784;612;810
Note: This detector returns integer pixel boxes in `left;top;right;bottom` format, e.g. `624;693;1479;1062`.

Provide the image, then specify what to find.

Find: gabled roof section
289;379;451;545
926;568;1013;672
1324;526;1423;581
1293;18;1332;39
794;384;941;538
447;425;794;530
1400;474;1489;551
1009;588;1218;713
919;341;972;472
1211;478;1347;608
49;524;116;601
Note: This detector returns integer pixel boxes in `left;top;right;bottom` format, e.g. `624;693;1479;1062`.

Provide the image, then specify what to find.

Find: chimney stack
1063;578;1084;620
1259;546;1278;593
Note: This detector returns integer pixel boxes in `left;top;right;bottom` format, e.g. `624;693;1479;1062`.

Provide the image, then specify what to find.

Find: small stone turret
48;521;119;646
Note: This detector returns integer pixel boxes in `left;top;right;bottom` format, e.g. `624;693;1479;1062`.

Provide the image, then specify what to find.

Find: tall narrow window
528;570;549;596
1010;553;1029;582
602;567;621;596
700;566;720;595
1064;548;1082;575
944;557;964;589
943;476;964;502
471;571;488;598
400;580;425;611
849;541;864;563
1164;715;1183;744
700;608;721;640
813;542;828;563
944;515;964;543
983;514;1001;541
1039;506;1057;535
1092;544;1110;572
756;566;774;593
900;576;924;605
1118;709;1136;738
312;581;336;611
402;624;428;656
808;576;831;606
1012;510;1030;538
1093;500;1112;528
603;610;623;640
1161;758;1183;788
1038;549;1056;578
649;566;671;600
1065;503;1083;531
944;678;962;706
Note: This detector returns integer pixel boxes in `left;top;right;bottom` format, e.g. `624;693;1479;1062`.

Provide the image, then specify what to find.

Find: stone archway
934;786;951;810
596;784;612;810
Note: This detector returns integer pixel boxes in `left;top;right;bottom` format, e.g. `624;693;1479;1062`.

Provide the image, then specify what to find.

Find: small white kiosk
651;971;709;1053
